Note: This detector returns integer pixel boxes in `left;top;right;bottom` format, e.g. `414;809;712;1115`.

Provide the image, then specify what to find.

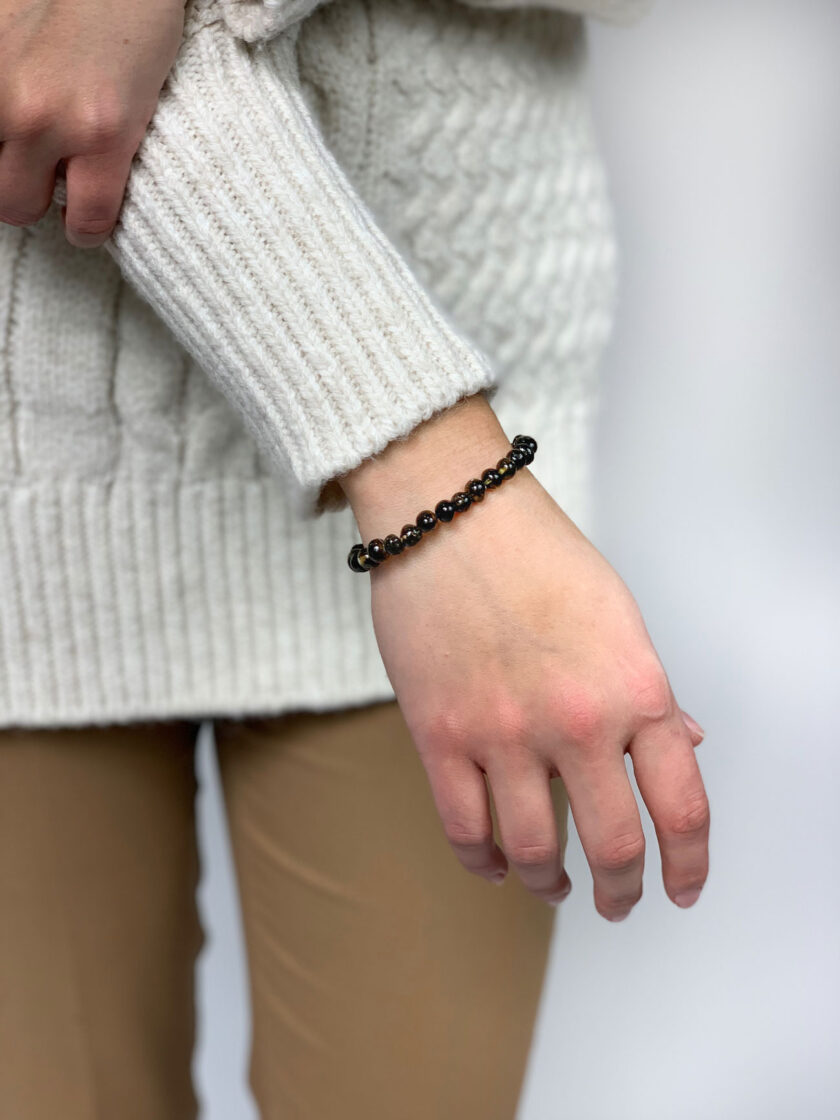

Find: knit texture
215;0;653;40
109;7;497;519
215;0;326;39
0;0;639;727
460;0;653;22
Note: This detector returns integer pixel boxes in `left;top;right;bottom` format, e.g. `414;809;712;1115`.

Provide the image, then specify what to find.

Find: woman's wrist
337;393;521;540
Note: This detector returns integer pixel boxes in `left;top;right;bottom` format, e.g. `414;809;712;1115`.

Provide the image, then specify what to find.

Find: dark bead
416;510;437;533
401;524;423;547
481;468;502;489
358;551;377;572
508;447;528;469
466;478;486;502
513;434;537;454
384;534;405;556
496;456;515;480
518;444;535;465
452;491;471;514
435;500;456;523
367;538;388;563
348;544;367;572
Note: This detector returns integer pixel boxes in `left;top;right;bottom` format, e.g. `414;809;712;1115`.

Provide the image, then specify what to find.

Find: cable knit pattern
0;0;638;727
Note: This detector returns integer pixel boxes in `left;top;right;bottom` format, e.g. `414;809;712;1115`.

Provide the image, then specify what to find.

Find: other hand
0;0;185;246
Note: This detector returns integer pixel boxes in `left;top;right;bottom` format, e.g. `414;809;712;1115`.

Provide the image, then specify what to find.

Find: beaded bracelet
347;434;537;573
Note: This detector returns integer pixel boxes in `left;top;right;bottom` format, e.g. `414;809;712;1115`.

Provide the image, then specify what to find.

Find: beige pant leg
0;721;203;1120
215;699;569;1120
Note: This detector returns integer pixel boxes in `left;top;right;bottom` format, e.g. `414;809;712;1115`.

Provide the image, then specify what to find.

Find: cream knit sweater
0;0;650;727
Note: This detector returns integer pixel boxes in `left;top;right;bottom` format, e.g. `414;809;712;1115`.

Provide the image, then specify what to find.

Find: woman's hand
0;0;185;246
340;394;710;919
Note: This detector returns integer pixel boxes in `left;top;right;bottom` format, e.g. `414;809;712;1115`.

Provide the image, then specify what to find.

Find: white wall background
194;2;840;1116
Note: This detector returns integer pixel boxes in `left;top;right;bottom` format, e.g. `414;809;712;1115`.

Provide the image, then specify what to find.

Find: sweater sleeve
220;0;654;31
212;0;327;40
103;5;496;519
458;0;653;24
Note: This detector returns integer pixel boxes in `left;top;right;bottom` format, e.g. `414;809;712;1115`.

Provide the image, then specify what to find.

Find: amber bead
513;434;537;452
348;436;539;572
347;544;366;572
367;538;388;563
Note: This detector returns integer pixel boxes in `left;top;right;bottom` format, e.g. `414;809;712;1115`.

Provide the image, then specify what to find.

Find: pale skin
1;0;710;920
0;0;184;245
339;394;709;919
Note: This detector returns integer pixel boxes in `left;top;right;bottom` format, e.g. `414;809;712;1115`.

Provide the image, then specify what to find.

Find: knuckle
6;92;54;138
417;694;533;760
627;664;673;724
416;707;472;757
72;94;129;148
508;841;558;869
594;832;645;873
665;791;711;837
443;819;491;853
0;205;46;227
556;686;607;747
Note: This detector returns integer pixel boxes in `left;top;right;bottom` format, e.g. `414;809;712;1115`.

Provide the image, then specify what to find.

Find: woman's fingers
0;138;58;227
62;146;135;247
422;752;508;884
561;749;647;922
0;0;184;240
416;688;707;915
0;138;137;246
628;712;710;908
427;746;574;904
483;750;569;902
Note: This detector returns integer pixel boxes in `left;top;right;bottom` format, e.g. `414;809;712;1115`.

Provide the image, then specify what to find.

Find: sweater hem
0;476;391;728
0;394;597;729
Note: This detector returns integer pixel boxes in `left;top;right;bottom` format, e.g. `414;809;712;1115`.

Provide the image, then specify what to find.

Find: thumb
680;709;706;747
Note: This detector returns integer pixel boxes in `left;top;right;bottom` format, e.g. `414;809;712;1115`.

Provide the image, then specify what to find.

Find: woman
0;0;709;1117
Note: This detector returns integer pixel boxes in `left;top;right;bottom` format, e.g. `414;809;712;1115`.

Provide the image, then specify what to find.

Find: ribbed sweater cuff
108;19;496;517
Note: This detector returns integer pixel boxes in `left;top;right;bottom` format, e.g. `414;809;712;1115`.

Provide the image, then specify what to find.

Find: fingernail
66;234;108;250
607;908;632;922
681;712;706;740
546;884;572;906
490;871;507;886
674;888;702;908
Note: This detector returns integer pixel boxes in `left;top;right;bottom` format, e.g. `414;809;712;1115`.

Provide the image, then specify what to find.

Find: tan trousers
0;699;569;1120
